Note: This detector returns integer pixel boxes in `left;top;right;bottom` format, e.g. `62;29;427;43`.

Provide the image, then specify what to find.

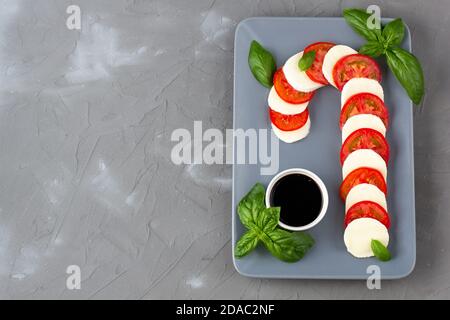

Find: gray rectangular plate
232;17;416;279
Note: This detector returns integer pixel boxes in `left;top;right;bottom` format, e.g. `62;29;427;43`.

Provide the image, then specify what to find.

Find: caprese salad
250;39;391;259
245;9;425;262
272;41;390;258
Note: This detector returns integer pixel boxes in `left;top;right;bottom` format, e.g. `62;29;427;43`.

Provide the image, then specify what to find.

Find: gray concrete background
0;0;448;299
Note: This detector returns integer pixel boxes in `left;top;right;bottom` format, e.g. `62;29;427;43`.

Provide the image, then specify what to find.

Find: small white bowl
265;168;329;231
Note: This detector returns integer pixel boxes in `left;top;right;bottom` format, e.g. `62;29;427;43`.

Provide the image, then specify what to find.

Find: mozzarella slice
268;86;309;115
341;78;384;108
342;149;387;181
342;114;386;142
271;116;311;143
322;45;357;88
283;52;324;92
344;217;389;258
345;183;387;213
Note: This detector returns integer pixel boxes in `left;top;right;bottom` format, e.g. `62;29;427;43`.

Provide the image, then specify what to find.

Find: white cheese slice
322;45;357;88
341;78;384;109
268;86;309;115
271;116;311;143
344;217;389;258
345;183;387;213
342;149;387;181
283;52;324;92
341;114;386;143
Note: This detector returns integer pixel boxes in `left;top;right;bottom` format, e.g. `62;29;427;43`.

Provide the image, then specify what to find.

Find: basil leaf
262;229;315;263
298;50;316;71
386;46;424;104
382;18;404;47
343;8;382;42
255;207;280;233
234;230;259;258
248;40;276;88
371;239;391;261
359;41;384;58
235;182;315;263
237;183;265;229
237;183;278;233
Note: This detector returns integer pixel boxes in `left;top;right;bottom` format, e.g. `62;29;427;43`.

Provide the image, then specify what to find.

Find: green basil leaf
359;41;384;58
255;207;280;233
343;8;382;42
262;229;315;263
237;183;266;229
235;182;315;263
248;40;277;88
371;239;391;261
386;46;425;104
298;50;316;71
382;18;404;47
234;230;259;258
237;183;278;232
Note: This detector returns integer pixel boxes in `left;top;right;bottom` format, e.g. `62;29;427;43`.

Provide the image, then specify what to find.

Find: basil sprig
234;183;315;262
343;8;425;104
371;239;391;261
298;50;316;71
248;40;277;88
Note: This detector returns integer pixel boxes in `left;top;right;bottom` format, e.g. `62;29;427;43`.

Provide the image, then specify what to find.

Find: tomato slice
269;107;309;131
340;167;387;200
340;93;389;129
345;201;390;228
340;128;389;164
273;68;315;104
304;42;335;85
333;54;382;91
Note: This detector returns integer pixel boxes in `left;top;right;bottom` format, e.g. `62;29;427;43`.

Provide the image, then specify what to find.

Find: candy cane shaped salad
235;8;424;263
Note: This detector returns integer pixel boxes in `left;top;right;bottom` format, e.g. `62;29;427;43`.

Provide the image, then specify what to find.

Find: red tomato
340;167;387;200
340;128;389;164
345;201;391;228
340;93;389;129
273;68;315;104
304;42;335;85
269;107;309;131
333;54;382;91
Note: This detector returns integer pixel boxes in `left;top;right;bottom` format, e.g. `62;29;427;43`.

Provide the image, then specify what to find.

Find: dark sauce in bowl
269;174;323;227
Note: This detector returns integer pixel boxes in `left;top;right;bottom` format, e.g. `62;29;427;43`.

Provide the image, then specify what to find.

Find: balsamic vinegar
269;174;323;227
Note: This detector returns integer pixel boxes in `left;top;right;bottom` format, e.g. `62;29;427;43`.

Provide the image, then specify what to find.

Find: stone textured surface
0;0;448;299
